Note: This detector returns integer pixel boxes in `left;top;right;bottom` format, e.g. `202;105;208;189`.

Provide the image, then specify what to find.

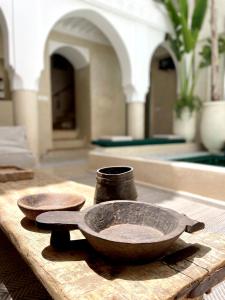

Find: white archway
0;7;18;87
0;9;10;68
0;9;13;102
49;42;90;70
149;41;178;75
41;7;129;146
41;8;132;89
0;0;171;154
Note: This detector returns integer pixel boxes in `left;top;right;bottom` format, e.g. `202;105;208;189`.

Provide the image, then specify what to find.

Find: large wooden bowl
18;193;85;221
36;200;204;261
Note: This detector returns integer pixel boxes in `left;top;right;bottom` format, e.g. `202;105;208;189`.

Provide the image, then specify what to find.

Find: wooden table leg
50;228;70;250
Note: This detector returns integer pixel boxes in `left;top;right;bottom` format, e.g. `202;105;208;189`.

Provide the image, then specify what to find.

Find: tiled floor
1;149;225;299
0;230;52;300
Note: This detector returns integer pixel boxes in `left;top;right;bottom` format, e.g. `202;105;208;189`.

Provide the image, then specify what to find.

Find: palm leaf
191;0;208;33
167;34;183;60
180;15;193;52
164;0;180;31
178;0;188;21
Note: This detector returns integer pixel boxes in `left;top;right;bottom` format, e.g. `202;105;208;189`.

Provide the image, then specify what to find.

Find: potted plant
200;0;225;153
159;0;208;141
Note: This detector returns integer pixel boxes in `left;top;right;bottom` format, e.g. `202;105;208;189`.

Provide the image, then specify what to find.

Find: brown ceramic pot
94;166;137;204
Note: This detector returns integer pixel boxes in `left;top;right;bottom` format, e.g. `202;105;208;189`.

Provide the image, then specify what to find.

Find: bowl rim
97;165;133;176
79;200;186;245
17;193;86;211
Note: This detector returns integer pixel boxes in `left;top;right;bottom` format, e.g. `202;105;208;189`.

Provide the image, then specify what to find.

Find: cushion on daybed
0;126;36;168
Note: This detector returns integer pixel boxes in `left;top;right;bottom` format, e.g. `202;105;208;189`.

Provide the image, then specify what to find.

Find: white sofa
0;126;36;168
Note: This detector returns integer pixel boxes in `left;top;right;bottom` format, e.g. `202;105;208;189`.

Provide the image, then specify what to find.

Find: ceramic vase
200;101;225;153
94;166;137;204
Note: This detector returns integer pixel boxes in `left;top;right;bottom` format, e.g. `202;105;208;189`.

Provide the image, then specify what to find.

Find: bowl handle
36;211;83;250
181;214;205;233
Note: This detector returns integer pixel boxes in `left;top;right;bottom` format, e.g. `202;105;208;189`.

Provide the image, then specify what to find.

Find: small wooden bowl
17;193;85;221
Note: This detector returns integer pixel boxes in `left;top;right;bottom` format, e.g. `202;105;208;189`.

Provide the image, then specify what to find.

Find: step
41;147;90;163
53;139;85;150
53;130;77;140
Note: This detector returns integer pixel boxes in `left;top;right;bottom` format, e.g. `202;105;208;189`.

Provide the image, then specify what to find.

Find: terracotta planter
200;100;225;153
173;108;197;142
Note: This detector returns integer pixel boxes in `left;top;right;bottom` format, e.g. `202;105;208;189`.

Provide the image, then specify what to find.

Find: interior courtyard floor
1;148;225;300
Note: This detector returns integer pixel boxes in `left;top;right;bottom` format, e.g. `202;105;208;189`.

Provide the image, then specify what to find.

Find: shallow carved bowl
17;193;85;221
80;201;188;261
37;200;204;261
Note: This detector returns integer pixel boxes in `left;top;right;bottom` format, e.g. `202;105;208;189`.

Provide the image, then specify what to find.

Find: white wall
1;0;223;101
0;0;168;101
197;0;225;40
0;101;13;125
1;0;224;154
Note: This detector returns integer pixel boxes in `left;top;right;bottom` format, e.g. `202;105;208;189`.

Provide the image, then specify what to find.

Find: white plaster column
121;21;166;139
12;89;39;159
127;102;145;139
124;85;147;139
6;0;42;159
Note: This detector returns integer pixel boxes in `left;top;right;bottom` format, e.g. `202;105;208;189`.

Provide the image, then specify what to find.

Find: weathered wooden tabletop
0;171;225;300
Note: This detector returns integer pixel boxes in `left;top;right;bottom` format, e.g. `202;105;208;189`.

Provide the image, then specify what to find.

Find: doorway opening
51;53;76;130
145;45;177;137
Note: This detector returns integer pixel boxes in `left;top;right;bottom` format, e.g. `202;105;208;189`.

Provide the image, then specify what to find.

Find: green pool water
172;154;225;167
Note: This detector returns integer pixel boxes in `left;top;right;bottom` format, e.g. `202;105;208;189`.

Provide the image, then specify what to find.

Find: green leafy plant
199;36;225;68
159;0;208;117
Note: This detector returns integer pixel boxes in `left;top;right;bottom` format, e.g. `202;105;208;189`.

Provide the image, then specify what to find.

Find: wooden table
0;171;225;300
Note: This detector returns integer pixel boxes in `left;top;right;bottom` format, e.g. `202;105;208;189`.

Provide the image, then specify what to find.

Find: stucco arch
49;42;90;70
150;41;178;73
41;7;132;88
150;41;181;97
0;9;10;68
0;8;19;91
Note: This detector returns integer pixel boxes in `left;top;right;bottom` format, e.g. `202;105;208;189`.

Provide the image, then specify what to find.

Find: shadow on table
42;238;210;281
20;217;51;233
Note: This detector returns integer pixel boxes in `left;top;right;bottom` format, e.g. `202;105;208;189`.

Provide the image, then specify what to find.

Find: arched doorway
51;53;76;130
145;45;177;137
38;11;127;154
0;11;12;126
41;9;131;90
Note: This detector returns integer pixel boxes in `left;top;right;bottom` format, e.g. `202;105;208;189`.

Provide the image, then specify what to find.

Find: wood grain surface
0;166;34;182
0;171;224;300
